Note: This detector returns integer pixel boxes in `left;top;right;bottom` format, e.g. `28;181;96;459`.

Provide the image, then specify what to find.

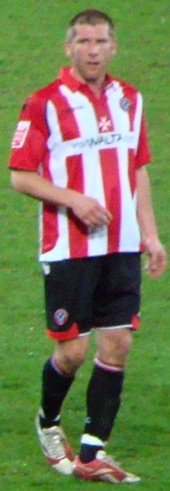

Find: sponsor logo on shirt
47;131;136;156
11;120;31;148
70;132;136;150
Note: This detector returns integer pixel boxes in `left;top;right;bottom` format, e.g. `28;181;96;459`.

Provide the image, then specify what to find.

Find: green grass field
1;0;170;489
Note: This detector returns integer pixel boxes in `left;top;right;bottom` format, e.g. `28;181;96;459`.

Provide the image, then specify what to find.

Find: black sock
79;364;124;462
40;357;74;428
79;443;104;463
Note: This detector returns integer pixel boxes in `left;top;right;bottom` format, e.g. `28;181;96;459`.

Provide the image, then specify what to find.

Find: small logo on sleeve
11;121;31;148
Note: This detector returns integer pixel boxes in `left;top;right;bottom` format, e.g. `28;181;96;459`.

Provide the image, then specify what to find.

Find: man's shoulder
18;79;61;124
109;76;140;96
20;79;61;117
30;78;61;102
107;76;143;109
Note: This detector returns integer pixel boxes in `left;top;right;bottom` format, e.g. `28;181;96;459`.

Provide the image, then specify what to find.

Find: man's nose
88;41;99;55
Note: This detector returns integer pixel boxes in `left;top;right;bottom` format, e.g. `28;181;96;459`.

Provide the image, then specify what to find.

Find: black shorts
42;253;141;341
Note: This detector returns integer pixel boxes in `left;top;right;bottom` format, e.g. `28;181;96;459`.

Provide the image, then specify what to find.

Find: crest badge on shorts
54;308;69;326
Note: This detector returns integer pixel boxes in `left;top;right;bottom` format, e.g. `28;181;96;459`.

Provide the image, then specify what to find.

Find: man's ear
111;39;117;57
64;42;71;58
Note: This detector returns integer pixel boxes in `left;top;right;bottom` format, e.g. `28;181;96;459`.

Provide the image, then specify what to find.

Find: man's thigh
93;253;141;330
43;257;101;340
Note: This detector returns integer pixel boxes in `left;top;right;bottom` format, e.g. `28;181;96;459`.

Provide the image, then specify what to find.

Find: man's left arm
136;165;167;278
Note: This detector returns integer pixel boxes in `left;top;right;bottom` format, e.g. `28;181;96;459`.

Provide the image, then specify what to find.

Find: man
8;9;167;484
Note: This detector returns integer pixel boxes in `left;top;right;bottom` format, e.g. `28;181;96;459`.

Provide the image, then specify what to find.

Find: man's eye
78;39;88;43
97;39;107;43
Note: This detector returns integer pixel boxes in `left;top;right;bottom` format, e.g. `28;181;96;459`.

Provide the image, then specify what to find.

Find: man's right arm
11;170;112;229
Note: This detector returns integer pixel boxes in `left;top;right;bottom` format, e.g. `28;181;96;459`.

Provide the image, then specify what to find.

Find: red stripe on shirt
54;91;88;257
92;94;121;252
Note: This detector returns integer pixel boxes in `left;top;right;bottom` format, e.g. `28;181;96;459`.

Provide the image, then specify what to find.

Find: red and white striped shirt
8;67;151;261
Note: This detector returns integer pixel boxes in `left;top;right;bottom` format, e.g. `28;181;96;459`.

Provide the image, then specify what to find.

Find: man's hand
70;193;112;228
143;237;167;278
11;171;112;229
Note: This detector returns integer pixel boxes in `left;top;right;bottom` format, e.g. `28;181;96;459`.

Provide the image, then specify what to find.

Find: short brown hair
66;9;115;42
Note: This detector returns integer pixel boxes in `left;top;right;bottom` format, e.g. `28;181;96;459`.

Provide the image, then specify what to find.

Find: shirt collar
58;66;113;93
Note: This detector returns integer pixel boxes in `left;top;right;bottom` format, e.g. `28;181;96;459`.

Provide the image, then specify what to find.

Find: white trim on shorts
95;323;132;331
78;324;132;337
78;331;91;337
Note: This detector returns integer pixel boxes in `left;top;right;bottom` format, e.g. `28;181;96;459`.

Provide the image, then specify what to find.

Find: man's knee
53;336;89;376
96;328;132;367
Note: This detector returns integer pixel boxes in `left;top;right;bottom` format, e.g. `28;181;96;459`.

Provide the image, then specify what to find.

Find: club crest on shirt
11;120;30;148
120;97;131;111
54;308;69;326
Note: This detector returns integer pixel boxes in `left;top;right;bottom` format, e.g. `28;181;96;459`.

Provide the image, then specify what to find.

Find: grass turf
1;0;170;489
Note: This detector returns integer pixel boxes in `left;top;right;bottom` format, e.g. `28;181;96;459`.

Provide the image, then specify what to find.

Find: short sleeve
8;95;48;171
135;114;151;167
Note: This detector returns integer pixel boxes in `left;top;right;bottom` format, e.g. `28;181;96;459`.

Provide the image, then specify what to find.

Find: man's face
65;23;116;84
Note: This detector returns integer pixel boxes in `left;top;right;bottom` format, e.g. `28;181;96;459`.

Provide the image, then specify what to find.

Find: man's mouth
87;61;99;66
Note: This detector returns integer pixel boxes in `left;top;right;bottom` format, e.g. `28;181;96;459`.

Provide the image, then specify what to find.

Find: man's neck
70;67;105;98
